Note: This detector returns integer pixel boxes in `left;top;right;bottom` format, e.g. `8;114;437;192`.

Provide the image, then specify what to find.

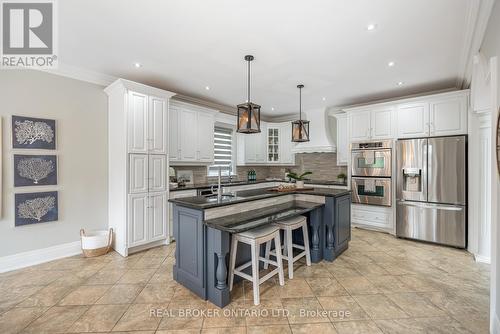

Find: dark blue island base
171;188;351;308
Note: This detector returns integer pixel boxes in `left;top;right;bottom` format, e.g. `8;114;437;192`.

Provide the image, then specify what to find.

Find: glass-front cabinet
267;127;280;162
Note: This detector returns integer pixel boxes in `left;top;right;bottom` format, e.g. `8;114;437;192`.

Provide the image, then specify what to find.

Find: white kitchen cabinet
129;154;166;193
279;122;296;165
238;122;294;165
105;79;174;256
334;113;348;166
429;95;467;136
396;102;430;138
129;154;148;194
371;107;393;139
350;110;371;141
351;204;393;232
179;108;198;161
128;193;149;247
267;126;280;163
197;112;215;162
169;101;217;165
149;192;168;241
149;96;167;154
127;92;167;154
169;107;180;161
149;155;167;192
345;90;469;141
349;108;393;141
241;122;268;164
128;91;149;153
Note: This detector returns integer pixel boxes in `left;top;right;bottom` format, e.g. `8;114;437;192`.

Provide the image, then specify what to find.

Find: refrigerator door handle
397;201;463;211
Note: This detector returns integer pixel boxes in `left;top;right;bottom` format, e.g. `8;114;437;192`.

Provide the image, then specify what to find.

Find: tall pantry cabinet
105;79;175;256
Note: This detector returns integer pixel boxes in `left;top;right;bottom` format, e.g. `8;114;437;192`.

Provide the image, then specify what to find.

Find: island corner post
171;191;351;308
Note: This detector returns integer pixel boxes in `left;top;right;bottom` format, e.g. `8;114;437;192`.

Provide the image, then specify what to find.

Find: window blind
208;126;234;176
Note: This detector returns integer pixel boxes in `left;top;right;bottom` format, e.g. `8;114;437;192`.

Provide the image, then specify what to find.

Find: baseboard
0;241;82;273
474;254;491;264
127;239;167;255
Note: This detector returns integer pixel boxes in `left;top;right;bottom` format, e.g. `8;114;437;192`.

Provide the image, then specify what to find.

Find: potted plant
337;172;347;184
287;171;312;189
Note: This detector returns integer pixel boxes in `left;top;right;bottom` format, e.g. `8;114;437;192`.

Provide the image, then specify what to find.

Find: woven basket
80;228;113;258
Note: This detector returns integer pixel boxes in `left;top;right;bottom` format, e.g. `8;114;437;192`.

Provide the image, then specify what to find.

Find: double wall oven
351;141;392;207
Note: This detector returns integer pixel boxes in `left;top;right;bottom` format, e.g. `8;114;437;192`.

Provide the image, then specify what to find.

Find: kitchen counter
203;200;324;233
170;178;348;192
169;186;351;209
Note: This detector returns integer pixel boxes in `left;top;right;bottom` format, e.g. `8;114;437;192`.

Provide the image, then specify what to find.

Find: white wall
0;70;108;258
478;1;500;332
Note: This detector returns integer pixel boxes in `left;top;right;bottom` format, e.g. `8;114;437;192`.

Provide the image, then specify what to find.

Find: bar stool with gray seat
264;215;311;279
228;224;285;305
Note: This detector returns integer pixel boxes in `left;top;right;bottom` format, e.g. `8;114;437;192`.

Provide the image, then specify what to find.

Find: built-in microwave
351;140;392;177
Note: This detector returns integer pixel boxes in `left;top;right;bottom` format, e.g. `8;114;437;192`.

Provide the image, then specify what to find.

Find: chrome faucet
210;166;223;202
217;167;222;202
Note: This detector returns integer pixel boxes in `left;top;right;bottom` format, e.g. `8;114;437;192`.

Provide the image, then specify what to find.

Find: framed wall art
12;115;56;150
14;155;58;187
15;191;58;226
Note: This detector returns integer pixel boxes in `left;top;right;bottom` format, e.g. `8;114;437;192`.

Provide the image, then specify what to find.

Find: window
208;126;235;176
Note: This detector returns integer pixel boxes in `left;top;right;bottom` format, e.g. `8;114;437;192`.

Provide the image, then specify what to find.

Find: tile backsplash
172;153;347;184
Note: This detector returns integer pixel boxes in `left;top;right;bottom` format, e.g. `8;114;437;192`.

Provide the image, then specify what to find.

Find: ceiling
60;0;474;116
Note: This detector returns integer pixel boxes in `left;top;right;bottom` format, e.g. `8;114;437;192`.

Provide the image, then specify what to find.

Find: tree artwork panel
12;116;56;149
15;191;58;226
14;155;58;187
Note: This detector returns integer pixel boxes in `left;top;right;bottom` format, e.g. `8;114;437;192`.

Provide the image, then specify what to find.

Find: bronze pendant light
291;84;310;142
237;55;261;133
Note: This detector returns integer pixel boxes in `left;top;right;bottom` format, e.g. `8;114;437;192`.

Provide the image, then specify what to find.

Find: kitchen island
169;187;351;307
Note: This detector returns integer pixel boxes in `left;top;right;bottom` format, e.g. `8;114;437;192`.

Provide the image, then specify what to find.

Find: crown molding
458;0;496;89
38;62;117;86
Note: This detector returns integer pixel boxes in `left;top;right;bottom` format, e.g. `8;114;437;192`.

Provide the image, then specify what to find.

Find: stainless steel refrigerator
396;136;467;248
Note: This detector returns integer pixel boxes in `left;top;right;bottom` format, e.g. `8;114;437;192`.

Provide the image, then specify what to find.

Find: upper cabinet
350;110;371;141
127;91;168;154
237;121;295;166
349;107;394;141
345;90;469;142
334;113;348;166
397;93;468;139
279;122;296;165
429;95;468;136
169;101;217;165
396;102;430;138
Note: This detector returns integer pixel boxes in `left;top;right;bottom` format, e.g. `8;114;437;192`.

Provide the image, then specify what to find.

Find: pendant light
291;84;310;142
237;55;261;133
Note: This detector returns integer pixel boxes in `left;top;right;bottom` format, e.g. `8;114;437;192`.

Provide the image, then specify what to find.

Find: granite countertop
168;186;351;210
170;178;348;192
203;200;324;233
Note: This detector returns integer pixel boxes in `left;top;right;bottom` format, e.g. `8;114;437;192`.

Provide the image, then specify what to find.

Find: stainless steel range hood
291;108;337;153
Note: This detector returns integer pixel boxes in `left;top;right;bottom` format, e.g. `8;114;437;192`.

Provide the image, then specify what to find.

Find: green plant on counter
337;173;347;180
337;173;347;184
287;171;312;181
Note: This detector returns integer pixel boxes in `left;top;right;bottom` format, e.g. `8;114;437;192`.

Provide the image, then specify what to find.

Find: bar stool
264;215;311;279
228;225;285;305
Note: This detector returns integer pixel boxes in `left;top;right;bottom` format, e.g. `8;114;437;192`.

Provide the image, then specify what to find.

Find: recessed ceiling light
271;107;275;111
133;62;142;68
322;97;326;101
388;61;395;67
397;81;404;86
205;86;210;90
366;23;377;31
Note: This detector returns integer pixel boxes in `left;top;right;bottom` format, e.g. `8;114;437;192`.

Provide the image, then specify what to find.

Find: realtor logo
1;0;58;68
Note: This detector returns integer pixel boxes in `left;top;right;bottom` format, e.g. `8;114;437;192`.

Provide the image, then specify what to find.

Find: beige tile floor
0;228;490;334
